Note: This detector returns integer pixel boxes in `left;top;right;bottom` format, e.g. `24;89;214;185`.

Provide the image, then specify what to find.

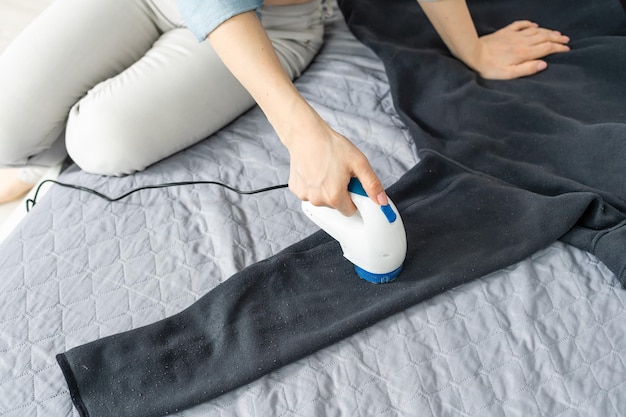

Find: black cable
25;179;288;212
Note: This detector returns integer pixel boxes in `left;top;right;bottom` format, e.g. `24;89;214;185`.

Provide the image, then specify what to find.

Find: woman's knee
65;102;150;176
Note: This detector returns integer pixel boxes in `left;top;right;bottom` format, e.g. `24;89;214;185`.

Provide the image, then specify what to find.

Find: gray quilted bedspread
0;5;624;417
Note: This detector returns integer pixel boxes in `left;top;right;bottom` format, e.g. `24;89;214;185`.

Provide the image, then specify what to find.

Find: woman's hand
280;101;387;217
467;20;570;79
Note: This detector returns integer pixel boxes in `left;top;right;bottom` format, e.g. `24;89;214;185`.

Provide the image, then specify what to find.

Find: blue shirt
177;0;264;41
178;0;439;42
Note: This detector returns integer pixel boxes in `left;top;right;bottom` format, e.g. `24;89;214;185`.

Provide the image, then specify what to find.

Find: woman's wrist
451;38;486;73
267;93;324;150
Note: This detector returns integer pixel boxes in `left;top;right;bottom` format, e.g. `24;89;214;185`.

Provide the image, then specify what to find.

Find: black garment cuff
56;353;90;417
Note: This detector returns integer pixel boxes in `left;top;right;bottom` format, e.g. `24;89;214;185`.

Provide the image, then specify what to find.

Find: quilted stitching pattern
0;4;624;417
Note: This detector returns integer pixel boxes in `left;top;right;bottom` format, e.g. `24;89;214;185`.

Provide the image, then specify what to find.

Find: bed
1;1;625;416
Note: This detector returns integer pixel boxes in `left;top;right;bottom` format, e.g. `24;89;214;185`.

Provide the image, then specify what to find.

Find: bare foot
0;168;38;204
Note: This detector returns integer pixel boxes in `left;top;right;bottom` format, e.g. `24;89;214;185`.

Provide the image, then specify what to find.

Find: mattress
0;3;625;416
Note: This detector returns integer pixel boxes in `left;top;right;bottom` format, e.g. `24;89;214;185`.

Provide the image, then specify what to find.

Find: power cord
25;179;288;212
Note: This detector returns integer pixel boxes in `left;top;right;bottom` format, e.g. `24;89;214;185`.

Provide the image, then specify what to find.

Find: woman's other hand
468;20;570;79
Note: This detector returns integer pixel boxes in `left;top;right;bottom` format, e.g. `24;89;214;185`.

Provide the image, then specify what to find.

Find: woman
0;0;569;214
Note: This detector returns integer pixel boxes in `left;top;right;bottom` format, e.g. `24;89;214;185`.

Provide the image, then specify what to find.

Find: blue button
380;204;397;223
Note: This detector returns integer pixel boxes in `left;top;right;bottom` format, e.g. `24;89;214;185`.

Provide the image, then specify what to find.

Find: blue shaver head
354;265;403;284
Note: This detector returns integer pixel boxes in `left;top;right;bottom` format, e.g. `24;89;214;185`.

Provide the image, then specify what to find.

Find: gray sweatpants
0;0;324;175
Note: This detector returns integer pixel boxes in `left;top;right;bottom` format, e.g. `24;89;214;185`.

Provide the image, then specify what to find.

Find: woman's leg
0;0;166;166
64;27;256;175
66;0;325;176
0;0;165;201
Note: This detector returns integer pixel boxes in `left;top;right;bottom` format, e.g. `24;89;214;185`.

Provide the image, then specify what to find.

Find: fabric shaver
301;178;407;283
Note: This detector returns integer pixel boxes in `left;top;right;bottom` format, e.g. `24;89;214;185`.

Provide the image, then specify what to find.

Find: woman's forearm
207;11;311;143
